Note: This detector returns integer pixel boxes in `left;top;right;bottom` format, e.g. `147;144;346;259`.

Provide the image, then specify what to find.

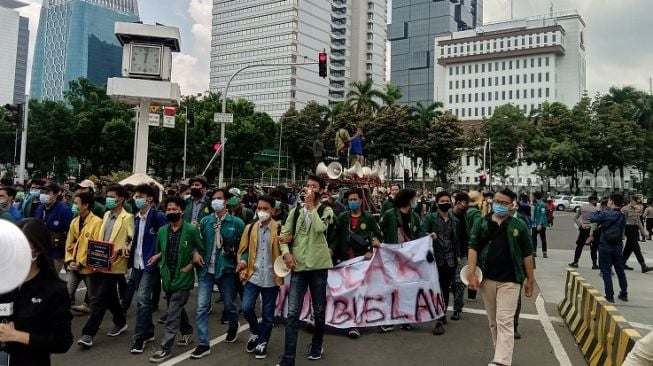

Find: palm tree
411;101;443;190
381;82;403;107
346;79;385;115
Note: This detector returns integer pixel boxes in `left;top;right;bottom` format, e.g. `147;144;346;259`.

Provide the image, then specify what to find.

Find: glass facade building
30;0;139;101
0;1;29;105
388;0;482;105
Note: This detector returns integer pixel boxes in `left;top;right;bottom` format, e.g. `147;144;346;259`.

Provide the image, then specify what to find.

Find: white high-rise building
0;0;29;105
209;0;387;119
434;11;586;120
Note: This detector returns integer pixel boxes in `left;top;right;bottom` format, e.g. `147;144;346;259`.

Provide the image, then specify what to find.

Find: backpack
602;212;625;244
289;204;335;247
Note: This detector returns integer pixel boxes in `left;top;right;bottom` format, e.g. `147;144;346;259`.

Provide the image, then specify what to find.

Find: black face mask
166;212;182;222
190;188;202;198
438;203;452;212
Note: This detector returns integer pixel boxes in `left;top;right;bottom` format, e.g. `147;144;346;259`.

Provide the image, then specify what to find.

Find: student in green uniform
380;183;401;214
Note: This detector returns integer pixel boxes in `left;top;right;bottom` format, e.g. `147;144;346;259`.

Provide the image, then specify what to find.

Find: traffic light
3;104;22;128
318;52;327;78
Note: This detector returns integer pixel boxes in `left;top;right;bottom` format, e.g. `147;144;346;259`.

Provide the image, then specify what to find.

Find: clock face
130;45;161;75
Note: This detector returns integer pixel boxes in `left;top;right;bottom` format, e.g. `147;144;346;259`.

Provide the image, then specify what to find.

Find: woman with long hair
0;218;73;365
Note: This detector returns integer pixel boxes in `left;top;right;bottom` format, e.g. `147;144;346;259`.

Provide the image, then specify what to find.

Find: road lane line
450;306;563;323
160;322;252;366
535;294;572;366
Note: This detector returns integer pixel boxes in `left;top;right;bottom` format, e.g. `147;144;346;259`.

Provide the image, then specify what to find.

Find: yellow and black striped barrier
559;269;641;366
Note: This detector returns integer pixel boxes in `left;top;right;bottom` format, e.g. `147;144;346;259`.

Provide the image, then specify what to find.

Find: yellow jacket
99;208;134;274
65;213;103;275
237;220;283;286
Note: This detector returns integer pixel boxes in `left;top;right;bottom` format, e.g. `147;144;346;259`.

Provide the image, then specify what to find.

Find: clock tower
106;22;181;181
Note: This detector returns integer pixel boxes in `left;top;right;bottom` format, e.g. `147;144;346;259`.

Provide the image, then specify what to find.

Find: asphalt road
53;212;603;366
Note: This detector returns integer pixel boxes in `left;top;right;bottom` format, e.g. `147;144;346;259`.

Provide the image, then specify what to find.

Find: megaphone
326;162;343;179
362;167;373;177
315;162;328;176
367;167;385;182
343;162;363;178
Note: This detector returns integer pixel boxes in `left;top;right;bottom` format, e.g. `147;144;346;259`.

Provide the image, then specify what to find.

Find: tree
410;101;443;189
363;105;415;179
381;83;403;107
346;79;384;115
482;104;530;181
425;112;465;185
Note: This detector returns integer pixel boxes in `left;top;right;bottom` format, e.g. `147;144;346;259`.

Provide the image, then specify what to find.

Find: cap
39;183;61;194
188;176;209;188
273;255;291;278
229;187;241;197
76;179;96;191
0;220;32;294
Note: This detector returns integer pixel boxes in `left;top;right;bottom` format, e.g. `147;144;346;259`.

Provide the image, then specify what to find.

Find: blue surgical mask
411;200;418;209
492;203;509;217
348;201;361;211
39;193;51;205
211;199;225;212
134;197;148;209
29;189;40;198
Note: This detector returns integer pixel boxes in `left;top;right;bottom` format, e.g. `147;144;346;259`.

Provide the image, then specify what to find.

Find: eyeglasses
494;200;512;206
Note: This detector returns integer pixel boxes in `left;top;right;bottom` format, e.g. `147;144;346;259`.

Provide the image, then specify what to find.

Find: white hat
273;255;291;278
0;220;32;294
77;179;96;190
460;264;483;286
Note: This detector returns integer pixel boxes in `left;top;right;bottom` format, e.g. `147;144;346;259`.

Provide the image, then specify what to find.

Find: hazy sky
15;0;653;97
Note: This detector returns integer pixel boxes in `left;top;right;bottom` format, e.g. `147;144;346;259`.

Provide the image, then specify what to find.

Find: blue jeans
133;269;158;341
122;267;144;312
242;282;279;345
599;242;628;299
284;270;328;360
196;272;238;346
453;259;466;312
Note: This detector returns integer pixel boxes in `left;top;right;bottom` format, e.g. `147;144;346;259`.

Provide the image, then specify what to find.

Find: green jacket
380;198;394;215
468;215;533;284
156;222;204;292
281;204;334;272
465;205;482;235
91;201;106;218
421;210;461;261
183;197;212;224
334;210;382;260
379;208;425;244
198;212;245;279
0;208;14;222
532;201;548;226
231;205;255;225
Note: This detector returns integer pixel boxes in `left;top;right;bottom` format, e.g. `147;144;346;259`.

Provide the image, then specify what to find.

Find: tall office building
0;0;29;105
389;0;482;105
209;0;387;120
30;0;139;101
435;11;587;120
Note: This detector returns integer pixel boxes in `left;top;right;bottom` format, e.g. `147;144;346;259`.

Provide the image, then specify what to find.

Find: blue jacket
129;208;168;272
34;200;73;259
8;205;22;221
350;135;363;155
590;209;626;245
199;213;245;280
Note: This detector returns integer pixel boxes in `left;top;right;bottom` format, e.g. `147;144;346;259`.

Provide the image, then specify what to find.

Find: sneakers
592;264;600;270
246;334;259;353
642;265;652;274
451;311;461;321
254;342;268;359
149;349;172;363
543;252;548;258
176;333;193;346
77;335;93;347
107;324;128;337
131;336;155;354
347;328;361;339
307;343;323;360
624;264;635;271
605;297;615;303
225;323;240;343
618;293;629;302
190;345;211;359
377;325;394;333
72;303;91;313
568;262;578;268
399;323;412;330
432;321;445;336
276;356;295;366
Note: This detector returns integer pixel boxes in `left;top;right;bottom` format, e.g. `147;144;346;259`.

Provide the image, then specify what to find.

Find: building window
529;36;533;45
546;57;550;66
502;61;506;70
489;63;493;72
467;44;470;52
473;43;477;52
455;108;459;115
488;92;492;101
524;89;527;98
466;156;471;166
538;57;542;67
544;34;548;44
449;68;453;76
489;106;492;115
495;91;499;100
502;76;505;85
449;95;453;103
474;107;478;116
536;35;540;44
538;73;542;82
531;58;534;68
488;77;492;86
516;89;520;99
456;66;459;75
449;80;453;89
455;95;459;103
523;59;527;68
509;60;513;69
522;37;525;46
546;87;550;97
455;80;459;89
481;93;485;101
462;109;466;117
481;78;485;87
516;61;520;69
462;94;466;103
475;79;478;87
509;90;513;99
480;42;484;51
509;75;513;84
500;40;504;48
531;89;535;98
553;33;557;42
475;64;478;73
448;47;451;55
495;76;499;85
507;39;511;47
481;107;485;115
546;72;550;82
516;74;520;84
502;91;506;100
538;88;542;97
531;74;535;83
475;93;478;102
468;65;472;73
482;63;485;72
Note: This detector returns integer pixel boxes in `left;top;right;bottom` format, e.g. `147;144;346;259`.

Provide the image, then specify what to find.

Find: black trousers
623;225;645;264
532;227;547;253
82;273;126;337
573;228;598;265
437;264;456;321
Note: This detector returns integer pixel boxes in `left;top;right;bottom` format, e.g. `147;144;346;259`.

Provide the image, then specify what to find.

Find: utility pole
17;97;28;183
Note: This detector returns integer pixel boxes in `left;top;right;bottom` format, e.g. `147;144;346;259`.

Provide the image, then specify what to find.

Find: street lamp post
277;117;283;184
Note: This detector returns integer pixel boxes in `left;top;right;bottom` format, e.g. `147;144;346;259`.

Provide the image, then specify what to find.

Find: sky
14;0;653;97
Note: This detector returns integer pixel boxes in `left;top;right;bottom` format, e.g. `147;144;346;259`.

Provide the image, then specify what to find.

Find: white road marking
448;306;563;323
535;294;573;366
160;322;252;366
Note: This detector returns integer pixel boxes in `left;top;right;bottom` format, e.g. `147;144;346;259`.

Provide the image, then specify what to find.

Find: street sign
213;112;233;123
148;113;160;126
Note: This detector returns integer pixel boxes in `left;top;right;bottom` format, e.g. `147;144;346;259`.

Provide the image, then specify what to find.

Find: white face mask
257;210;271;222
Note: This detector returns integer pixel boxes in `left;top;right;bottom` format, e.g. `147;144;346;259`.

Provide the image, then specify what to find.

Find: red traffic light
318;52;327;78
319;53;327;62
213;143;221;151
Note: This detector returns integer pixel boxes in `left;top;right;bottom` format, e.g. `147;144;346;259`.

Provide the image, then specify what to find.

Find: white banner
275;236;444;329
162;115;175;128
148;113;160;126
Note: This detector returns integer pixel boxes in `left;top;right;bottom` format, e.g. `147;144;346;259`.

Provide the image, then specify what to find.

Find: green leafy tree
346;79;384;115
381;83;403;107
426;112;465;185
482;104;530;181
409;101;443;189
